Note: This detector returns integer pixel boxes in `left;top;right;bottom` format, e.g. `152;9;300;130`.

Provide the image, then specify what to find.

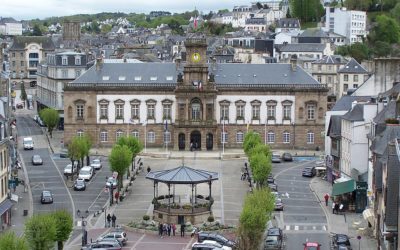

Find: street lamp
106;177;114;206
76;209;89;247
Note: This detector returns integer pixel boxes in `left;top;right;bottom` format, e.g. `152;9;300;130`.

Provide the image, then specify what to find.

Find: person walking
147;166;151;173
324;193;330;206
106;214;111;228
180;224;185;237
167;224;171;236
159;223;163;238
172;223;176;236
332;202;336;214
334;203;340;214
111;214;116;227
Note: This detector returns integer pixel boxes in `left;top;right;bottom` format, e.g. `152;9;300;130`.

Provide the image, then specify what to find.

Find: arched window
307;131;315;144
236;131;244;143
100;130;108;142
267;131;275;143
77;130;84;137
147;130;155;143
132;130;139;138
191;99;201;120
283;131;290;144
116;130;124;140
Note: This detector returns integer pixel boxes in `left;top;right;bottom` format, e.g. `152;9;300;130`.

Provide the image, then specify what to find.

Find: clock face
191;52;201;63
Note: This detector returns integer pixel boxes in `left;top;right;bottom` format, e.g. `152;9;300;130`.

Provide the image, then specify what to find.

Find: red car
304;242;321;250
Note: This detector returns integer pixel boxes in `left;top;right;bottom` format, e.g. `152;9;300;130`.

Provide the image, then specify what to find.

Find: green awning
332;179;356;196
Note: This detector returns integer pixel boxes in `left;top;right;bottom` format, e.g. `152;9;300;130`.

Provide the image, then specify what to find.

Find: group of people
106;214;117;227
324;193;344;214
158;223;177;238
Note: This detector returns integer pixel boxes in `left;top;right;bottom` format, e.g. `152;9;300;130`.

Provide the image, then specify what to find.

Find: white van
78;166;94;181
23;137;34;150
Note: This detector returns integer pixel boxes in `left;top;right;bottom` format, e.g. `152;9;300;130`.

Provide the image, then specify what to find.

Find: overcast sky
1;0;252;20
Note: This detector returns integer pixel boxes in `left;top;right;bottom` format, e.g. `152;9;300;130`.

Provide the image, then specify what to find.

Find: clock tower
174;35;218;151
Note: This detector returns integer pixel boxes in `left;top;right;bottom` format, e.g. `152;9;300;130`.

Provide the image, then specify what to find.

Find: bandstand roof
145;165;219;184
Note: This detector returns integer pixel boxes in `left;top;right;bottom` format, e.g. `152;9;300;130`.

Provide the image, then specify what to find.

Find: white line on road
294;225;299;230
131;234;145;250
285;225;290;231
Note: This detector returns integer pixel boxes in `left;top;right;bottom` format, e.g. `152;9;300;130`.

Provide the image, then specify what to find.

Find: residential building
324;7;367;44
275;18;300;33
0;17;22;36
274;30;301;45
337;58;369;98
244;18;267;32
63;37;328;151
36;51;90;129
276;43;333;62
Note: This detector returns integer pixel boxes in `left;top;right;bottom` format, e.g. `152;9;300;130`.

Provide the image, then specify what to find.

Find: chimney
290;54;297;71
96;57;103;71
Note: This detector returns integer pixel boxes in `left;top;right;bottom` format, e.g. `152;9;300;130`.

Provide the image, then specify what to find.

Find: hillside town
0;0;399;249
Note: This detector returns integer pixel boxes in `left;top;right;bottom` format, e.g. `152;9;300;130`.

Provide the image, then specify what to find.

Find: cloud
0;0;250;20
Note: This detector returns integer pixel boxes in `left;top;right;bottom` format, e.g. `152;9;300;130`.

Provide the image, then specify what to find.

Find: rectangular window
344;74;348;81
353;84;358;88
76;105;84;119
100;104;108;118
147;104;155;119
307;132;315;144
236;105;244;119
317;76;321;83
116;104;124;118
267;132;275;143
75;70;81;78
353;75;358;82
131;104;139;118
62;70;68;78
267;105;276;119
344;84;349;91
20;61;24;67
307;104;315;120
221;132;228;143
163;104;171;119
62;57;68;65
221;105;229;120
283;132;290;143
100;131;108;142
283;105;291;119
148;131;155;143
12;61;15;67
75;57;81;65
252;106;260;119
236;132;244;143
164;131;171;143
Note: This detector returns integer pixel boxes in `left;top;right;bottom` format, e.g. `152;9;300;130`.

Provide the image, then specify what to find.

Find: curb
309;179;331;233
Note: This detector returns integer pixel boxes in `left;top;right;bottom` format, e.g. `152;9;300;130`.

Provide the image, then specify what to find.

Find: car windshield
33;155;40;159
265;236;279;243
92;159;100;164
43;191;51;197
107;177;116;183
76;180;84;185
65;165;72;169
80;170;89;175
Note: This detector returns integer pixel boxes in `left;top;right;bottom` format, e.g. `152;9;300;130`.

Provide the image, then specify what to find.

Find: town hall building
63;36;328;151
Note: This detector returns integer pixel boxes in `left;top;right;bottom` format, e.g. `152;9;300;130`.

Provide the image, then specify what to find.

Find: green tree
32;24;43;36
91;21;101;34
100;24;112;34
39;108;60;138
25;214;56;250
335;43;370;63
249;152;272;187
109;144;132;191
0;232;29;250
20;83;27;105
237;188;275;250
372;41;392;57
51;210;73;250
116;136;143;176
290;0;324;22
68;136;86;171
371;15;400;44
391;3;400;22
344;0;372;10
243;131;262;156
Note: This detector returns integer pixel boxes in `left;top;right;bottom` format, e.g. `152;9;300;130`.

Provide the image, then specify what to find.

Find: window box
100;115;108;120
267;116;275;120
116;116;124;120
283;116;291;120
236;116;244;120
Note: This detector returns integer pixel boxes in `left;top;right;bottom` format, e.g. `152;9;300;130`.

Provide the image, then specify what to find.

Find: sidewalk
310;177;377;250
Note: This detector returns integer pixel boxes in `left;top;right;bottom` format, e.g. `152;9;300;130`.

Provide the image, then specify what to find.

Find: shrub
207;216;215;222
143;215;150;221
182;204;192;210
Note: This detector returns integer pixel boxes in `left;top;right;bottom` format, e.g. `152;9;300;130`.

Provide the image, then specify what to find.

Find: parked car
74;178;86;191
192;242;224;250
64;163;78;176
82;240;122;250
304;242;321;250
106;177;118;189
332;234;352;250
264;227;283;250
272;153;282;163
59;149;68;158
90;158;102;170
32;155;43;165
97;231;128;246
268;183;278;192
267;175;275;184
274;198;284;211
41;190;53;204
192;240;232;250
281;152;293;162
197;232;236;248
79;166;94;181
16;103;24;109
302;166;316;177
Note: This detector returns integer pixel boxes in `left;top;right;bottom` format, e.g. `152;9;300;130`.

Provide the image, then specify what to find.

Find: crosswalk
284;224;327;231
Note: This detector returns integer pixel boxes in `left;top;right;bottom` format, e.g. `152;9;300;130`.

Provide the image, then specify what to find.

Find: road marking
285;225;290;231
131;234;145;250
183;237;196;250
313;226;316;230
323;225;327;231
294;225;299;230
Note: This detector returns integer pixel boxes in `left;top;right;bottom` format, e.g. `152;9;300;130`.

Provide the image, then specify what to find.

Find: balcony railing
176;119;216;127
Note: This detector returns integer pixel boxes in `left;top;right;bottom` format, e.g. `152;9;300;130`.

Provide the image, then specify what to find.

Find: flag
194;17;198;29
164;119;168;131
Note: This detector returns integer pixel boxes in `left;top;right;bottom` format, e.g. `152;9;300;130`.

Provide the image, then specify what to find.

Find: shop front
332;179;368;213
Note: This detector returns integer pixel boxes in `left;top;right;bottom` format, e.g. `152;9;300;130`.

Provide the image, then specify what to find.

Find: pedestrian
167;223;171;236
339;203;344;214
111;214;116;227
180;224;185;237
190;142;193;152
114;191;120;204
172;223;176;236
324;193;330;206
106;214;111;228
334;203;340;215
147;166;151;173
159;223;163;238
240;171;244;180
332;202;336;214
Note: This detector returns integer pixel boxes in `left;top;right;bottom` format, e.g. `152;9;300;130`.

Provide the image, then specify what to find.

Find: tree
335;43;370;63
116;136;143;175
256;2;263;9
0;232;28;250
237;188;275;250
249;152;272;187
51;210;73;250
243;131;262;156
372;41;392;57
25;214;56;250
39;108;59;138
32;24;43;36
344;0;372;10
286;7;291;18
100;24;112;34
91;21;101;34
391;3;400;22
20;82;27;105
290;0;324;22
371;15;400;44
109;144;132;191
68;136;86;171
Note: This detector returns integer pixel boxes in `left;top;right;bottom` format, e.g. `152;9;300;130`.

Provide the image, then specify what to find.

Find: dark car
264;228;283;250
32;155;43;165
74;178;86;191
274;198;284;211
41;190;53;204
332;234;352;250
197;232;236;248
267;175;275;184
59;149;68;158
281;152;293;162
268;183;278;192
302;166;316;177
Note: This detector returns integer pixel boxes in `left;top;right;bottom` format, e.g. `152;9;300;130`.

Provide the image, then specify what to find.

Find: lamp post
107;176;114;206
76;209;89;247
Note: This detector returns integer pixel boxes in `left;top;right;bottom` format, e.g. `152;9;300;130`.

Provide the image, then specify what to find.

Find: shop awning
0;199;13;215
332;179;356;196
363;208;375;227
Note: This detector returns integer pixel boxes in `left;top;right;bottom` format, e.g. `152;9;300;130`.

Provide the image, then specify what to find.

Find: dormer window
150;76;157;81
75;56;81;65
118;76;126;81
166;76;173;81
134;76;142;81
62;56;68;65
102;76;110;81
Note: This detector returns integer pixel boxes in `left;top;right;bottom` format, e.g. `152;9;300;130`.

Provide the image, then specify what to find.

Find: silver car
90;159;102;170
32;155;43;165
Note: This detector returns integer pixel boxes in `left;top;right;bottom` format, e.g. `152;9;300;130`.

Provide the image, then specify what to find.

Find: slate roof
298;28;329;38
379;83;400;98
370;126;400;155
385;140;400;227
70;62;323;88
331;96;371;111
337;58;368;74
373;100;397;124
276;18;300;28
312;55;347;65
327;115;342;138
245;18;266;25
145;165;219;184
279;43;326;53
9;36;55;50
342;104;364;121
0;17;18;24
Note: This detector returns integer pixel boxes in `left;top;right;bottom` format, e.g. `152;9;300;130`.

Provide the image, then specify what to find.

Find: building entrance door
178;133;185;150
206;133;213;150
190;131;201;150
